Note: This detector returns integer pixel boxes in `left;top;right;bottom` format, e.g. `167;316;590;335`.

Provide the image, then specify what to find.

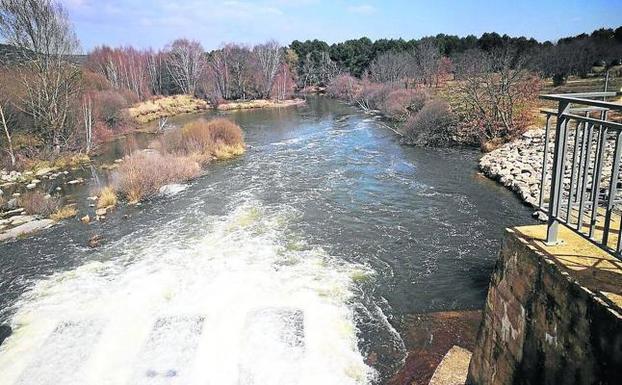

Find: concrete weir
467;225;622;385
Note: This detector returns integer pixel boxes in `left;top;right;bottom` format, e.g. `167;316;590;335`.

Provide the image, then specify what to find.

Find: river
0;96;533;384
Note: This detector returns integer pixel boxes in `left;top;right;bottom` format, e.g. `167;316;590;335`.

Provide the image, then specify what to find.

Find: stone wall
467;228;622;385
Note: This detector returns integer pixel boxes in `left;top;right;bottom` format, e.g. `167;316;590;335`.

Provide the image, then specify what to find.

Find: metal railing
538;91;622;257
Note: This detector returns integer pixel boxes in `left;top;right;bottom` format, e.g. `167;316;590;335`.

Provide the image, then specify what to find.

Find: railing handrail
538;91;622;258
540;92;622;111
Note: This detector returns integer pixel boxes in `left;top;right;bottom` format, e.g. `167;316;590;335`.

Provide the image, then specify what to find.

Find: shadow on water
0;96;534;383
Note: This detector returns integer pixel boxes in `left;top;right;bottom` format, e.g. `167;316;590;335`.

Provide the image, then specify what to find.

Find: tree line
290;27;622;86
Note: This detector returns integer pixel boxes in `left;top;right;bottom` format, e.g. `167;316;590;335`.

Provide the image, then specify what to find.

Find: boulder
0;219;54;242
159;183;188;197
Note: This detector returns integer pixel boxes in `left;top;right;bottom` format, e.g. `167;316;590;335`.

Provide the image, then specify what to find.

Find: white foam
0;198;376;385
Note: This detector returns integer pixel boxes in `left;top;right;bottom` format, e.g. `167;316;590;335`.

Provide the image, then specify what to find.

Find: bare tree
453;48;542;144
368;51;410;83
0;103;15;167
82;95;92;153
0;0;81;152
413;40;441;86
253;40;282;98
166;39;205;95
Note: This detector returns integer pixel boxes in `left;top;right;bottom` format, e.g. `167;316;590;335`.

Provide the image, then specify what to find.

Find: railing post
546;101;571;244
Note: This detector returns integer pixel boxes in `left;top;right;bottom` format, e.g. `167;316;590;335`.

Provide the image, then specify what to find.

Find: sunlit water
0;97;533;384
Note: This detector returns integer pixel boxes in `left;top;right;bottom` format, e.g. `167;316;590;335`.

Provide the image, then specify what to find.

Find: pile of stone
479;129;547;208
479;127;621;215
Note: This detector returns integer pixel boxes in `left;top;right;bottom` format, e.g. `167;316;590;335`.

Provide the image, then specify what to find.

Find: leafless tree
82;95;92;153
453;48;542;143
368;51;410;83
0;0;81;152
165;39;205;95
0;103;15;167
413;40;441;86
253;40;282;98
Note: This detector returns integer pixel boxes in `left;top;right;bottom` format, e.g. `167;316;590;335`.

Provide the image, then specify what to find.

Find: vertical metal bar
577;123;594;231
575;115;589;200
546;101;571;244
566;121;582;224
589;127;608;238
602;131;622;247
539;114;552;209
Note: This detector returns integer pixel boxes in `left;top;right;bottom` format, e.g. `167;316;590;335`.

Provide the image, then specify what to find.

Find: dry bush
380;88;428;121
162;118;245;163
50;205;78;221
113;151;200;203
18;191;61;216
92;90;134;130
326;74;361;101
97;186;117;208
401;99;456;147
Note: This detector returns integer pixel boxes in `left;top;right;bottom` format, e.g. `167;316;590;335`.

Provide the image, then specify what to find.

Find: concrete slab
130;316;204;385
428;345;472;385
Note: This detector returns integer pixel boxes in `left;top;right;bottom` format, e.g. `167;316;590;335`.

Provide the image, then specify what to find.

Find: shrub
50;205;78;221
380;88;428;121
93;90;132;129
113;151;200;203
161;118;246;163
326;74;361;101
401;99;456;147
18;192;61;216
97;186;117;208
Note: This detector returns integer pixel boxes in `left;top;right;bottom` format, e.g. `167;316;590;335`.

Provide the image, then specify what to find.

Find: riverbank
128;95;306;124
478;129;546;209
0;117;247;243
0;95;310;242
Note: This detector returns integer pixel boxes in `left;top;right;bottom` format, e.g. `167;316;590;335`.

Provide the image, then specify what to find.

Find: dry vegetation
216;98;305;111
113;152;201;203
18;191;61;217
110;118;245;203
50;205;77;221
127;95;209;124
97;186;117;208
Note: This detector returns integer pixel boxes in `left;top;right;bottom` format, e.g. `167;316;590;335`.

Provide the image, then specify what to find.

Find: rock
31;178;41;184
95;208;107;216
0;325;11;347
532;211;548;221
159;183;188;197
35;167;55;177
88;234;104;248
0;219;55;241
26;183;36;190
6;199;18;210
9;215;37;226
55;186;62;191
0;188;3;196
87;196;98;201
81;215;90;224
67;178;84;185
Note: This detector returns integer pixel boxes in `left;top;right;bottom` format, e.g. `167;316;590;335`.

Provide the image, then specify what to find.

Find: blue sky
60;0;622;51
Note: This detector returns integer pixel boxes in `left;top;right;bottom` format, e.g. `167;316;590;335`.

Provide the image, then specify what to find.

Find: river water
0;97;533;384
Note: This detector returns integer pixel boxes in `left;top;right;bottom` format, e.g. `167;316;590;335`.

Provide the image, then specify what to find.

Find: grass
128;95;209;124
50;205;78;221
24;153;91;173
97;186;117;209
216;98;305;111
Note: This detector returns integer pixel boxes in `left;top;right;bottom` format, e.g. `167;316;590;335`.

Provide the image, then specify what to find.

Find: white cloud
347;4;376;15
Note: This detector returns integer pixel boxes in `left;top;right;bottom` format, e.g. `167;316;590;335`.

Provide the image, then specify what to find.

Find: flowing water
0;97;533;385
